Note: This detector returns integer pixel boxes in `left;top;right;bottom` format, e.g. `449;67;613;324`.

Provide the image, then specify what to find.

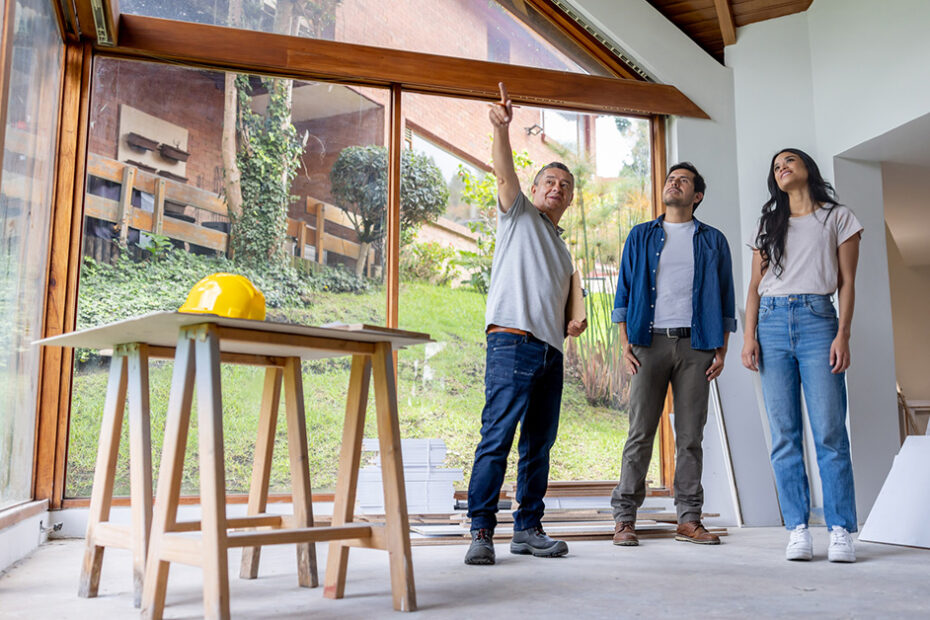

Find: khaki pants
611;334;715;524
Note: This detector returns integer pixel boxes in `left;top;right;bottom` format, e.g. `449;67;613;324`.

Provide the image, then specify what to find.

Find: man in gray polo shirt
465;83;587;566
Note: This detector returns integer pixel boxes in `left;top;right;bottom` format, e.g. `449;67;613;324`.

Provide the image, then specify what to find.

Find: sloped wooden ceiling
646;0;813;63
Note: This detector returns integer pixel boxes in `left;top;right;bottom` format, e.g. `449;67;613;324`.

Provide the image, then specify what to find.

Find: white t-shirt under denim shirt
751;205;863;297
653;219;695;328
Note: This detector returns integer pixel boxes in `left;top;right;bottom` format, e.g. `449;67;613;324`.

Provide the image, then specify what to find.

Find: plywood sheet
859;435;930;549
36;312;431;359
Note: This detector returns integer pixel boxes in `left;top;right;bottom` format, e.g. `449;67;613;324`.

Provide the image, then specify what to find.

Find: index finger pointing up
498;82;509;105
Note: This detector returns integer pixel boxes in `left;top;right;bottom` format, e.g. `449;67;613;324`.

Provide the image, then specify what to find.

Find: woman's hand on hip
741;339;760;372
830;334;851;373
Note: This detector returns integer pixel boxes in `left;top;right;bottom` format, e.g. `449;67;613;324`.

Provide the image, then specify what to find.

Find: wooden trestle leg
323;354;372;599
283;356;319;588
78;343;154;608
141;335;196;620
78;352;128;599
239;367;283;579
194;324;231;619
371;342;417;612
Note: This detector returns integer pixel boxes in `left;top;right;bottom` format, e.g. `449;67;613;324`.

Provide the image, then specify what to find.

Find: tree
615;116;650;190
227;75;306;266
221;0;341;265
329;146;449;277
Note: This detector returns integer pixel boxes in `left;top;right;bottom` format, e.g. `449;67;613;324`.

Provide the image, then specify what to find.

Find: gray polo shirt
484;192;573;352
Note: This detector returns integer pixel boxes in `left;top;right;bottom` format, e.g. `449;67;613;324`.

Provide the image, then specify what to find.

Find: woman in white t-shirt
741;148;863;564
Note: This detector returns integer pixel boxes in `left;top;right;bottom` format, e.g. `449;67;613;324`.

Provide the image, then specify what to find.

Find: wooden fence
83;153;376;273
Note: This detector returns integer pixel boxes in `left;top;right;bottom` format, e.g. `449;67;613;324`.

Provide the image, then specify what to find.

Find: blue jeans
757;294;857;532
467;332;563;532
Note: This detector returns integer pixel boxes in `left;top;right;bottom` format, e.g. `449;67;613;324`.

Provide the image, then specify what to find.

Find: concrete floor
0;528;926;619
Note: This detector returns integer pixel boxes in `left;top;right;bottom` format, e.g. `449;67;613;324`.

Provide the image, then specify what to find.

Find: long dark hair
755;148;840;276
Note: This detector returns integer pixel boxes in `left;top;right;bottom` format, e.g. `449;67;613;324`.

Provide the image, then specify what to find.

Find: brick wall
89;5;589;218
90;59;225;194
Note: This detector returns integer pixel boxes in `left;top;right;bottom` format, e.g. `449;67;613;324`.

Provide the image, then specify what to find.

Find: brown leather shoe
675;520;720;545
613;520;639;546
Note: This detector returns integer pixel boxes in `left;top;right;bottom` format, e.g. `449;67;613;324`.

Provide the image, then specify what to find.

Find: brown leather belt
487;325;529;336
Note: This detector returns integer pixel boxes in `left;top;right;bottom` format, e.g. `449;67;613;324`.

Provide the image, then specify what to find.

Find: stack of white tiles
356;438;463;514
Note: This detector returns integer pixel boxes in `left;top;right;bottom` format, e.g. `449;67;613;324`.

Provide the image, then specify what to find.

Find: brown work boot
613;520;639;546
675;520;720;545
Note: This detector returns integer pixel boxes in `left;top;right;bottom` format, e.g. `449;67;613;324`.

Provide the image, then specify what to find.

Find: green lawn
66;281;657;497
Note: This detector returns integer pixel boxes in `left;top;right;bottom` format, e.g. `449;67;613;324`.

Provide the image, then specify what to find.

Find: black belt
653;327;691;338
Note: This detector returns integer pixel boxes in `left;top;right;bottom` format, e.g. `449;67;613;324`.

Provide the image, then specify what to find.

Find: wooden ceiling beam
112;14;709;119
714;0;737;46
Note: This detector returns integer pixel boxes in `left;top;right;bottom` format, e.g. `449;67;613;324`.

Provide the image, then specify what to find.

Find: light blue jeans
757;294;857;532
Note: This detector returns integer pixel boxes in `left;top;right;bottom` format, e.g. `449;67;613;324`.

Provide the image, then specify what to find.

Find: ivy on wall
228;75;306;267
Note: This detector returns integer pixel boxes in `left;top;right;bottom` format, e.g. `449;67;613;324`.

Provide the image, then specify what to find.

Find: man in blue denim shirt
610;162;736;547
464;84;587;566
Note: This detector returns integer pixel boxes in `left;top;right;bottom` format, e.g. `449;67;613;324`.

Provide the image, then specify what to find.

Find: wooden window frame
35;5;695;507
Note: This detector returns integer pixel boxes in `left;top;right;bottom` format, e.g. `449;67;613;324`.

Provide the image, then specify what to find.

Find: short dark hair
667;162;706;210
533;162;574;186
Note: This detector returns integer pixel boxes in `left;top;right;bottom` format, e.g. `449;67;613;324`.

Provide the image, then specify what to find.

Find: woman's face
772;151;808;192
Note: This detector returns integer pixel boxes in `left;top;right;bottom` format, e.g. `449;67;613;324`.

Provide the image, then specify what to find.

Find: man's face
663;168;702;210
530;168;574;216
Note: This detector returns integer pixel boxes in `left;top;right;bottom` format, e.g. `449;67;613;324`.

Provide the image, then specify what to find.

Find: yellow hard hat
179;273;266;320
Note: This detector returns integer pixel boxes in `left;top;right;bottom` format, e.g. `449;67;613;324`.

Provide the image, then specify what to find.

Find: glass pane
66;57;388;497
120;0;611;76
397;92;656;495
0;0;63;510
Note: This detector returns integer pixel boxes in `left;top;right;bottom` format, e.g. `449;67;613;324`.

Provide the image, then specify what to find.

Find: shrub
400;241;458;286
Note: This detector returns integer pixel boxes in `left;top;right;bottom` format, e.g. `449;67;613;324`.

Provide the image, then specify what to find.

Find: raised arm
489;82;521;212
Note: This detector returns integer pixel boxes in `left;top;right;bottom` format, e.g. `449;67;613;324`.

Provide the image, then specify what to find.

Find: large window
396;91;657;487
66;57;389;497
63;54;659;499
0;0;63;510
28;0;703;504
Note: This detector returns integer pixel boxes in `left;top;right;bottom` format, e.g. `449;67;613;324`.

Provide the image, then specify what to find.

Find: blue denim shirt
612;214;737;350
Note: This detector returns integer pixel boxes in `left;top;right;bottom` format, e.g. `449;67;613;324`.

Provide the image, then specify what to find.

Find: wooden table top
37;312;432;360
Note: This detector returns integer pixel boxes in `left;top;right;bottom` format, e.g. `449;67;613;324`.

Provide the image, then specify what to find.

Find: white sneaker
828;526;856;563
785;524;813;561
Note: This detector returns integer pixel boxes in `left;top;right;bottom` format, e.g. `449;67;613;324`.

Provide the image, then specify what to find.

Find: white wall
726;0;930;520
0;511;48;573
571;0;930;525
569;0;782;526
885;218;930;403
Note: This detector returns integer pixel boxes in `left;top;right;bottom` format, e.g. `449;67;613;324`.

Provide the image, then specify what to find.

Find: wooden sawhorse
140;322;418;619
76;342;322;608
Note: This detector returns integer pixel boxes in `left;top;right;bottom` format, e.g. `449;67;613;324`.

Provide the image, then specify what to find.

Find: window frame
36;3;689;507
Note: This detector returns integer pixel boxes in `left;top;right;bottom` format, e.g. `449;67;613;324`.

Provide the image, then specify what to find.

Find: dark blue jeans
467;332;564;532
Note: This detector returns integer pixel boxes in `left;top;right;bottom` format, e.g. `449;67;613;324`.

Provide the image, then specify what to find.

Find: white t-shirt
751;205;863;296
654;219;695;329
